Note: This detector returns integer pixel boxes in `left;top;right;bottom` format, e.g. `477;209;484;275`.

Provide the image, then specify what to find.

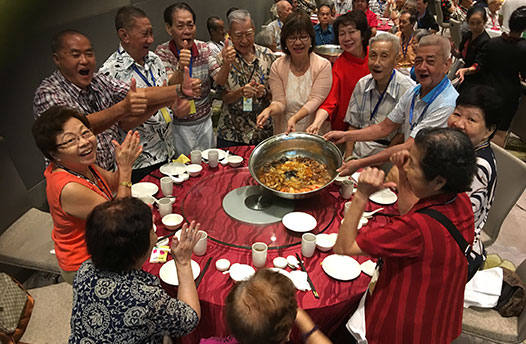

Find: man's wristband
176;84;192;99
119;181;132;188
302;324;319;342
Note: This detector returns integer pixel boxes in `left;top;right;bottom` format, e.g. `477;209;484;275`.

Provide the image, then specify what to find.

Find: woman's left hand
171;221;200;266
113;130;142;169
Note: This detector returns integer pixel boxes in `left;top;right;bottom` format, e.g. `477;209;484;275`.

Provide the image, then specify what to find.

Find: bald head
277;0;293;22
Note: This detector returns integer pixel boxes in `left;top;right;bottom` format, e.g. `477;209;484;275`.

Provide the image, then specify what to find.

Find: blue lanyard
131;64;156;87
409;77;448;131
369;70;395;121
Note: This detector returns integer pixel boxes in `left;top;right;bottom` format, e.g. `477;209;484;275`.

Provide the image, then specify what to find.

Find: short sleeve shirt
69;260;198;343
216;45;276;144
387;76;458;140
98;44;176;169
33;71;129;170
155;39;218;122
345;71;415;158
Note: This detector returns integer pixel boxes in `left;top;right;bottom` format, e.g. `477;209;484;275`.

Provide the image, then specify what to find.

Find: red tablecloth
141;146;388;343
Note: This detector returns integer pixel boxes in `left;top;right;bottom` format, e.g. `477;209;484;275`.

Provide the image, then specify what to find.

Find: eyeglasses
286;34;311;43
231;30;255;40
56;129;94;149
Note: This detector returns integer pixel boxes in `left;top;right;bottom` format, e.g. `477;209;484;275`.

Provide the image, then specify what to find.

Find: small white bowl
316;233;336;252
227;155;243;167
162;214;184;231
273;257;288;269
171;175;184;184
216;258;231;272
186;164;203;177
181;173;190;181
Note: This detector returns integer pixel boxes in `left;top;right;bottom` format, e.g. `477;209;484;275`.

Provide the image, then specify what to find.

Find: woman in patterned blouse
69;197;201;343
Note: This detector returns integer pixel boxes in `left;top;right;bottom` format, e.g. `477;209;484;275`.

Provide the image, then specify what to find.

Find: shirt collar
410;193;458;212
363;70;397;98
414;75;449;103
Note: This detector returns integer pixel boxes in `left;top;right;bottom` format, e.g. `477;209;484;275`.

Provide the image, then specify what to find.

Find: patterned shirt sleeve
97;74;129;104
33;82;71;117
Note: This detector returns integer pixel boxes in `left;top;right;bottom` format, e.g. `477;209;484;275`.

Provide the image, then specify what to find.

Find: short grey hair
255;27;275;48
417;34;450;60
369;32;401;56
414;28;431;43
227;9;254;29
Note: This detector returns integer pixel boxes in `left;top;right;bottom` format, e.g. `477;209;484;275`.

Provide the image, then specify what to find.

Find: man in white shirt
344;33;415;162
206;16;225;57
267;0;293;51
499;0;523;33
325;35;458;176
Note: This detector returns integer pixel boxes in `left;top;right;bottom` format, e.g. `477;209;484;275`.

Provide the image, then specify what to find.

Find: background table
141;146;388;343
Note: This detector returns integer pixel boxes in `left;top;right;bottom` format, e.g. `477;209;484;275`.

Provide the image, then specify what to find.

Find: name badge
368;263;381;295
189;100;196;115
243;97;253;112
160;107;172;123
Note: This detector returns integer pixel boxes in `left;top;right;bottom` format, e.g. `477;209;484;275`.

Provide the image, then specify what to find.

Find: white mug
193;230;208;256
251;242;268;268
301;233;316;258
160;177;173;197
190;150;202;165
158;197;174;218
208;150;219;168
340;180;355;200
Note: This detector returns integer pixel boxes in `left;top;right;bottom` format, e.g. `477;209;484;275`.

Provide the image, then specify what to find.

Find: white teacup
252;242;268;268
193;230;208;256
158;197;174;218
301;233;317;258
160;177;173;197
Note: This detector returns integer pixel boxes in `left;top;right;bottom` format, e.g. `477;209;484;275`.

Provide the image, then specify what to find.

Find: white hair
369;32;401;55
227;9;254;28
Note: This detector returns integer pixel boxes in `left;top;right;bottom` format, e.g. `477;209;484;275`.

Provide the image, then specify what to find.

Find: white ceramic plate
159;162;187;176
159;259;200;286
369;188;398;205
322;254;361;281
360;260;377;277
282;212;317;232
229;263;255;282
131;182;158;197
201;149;227;161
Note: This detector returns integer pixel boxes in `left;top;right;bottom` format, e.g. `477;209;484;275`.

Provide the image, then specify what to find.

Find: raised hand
221;39;236;65
356;167;396;197
171;221;201;265
182;66;201;98
179;40;192;70
323;130;347;144
125;78;148;116
112;130;142;169
390;149;410;170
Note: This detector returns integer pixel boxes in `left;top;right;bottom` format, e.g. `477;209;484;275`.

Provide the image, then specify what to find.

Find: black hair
509;6;526;33
318;1;333;12
85;197;153;272
456;85;501;139
333;10;371;52
414;128;477;193
51;29;87;53
401;9;418;24
115;5;148;31
226;7;239;20
466;6;487;22
281;11;316;55
32;106;91;161
207;16;222;34
163;2;196;26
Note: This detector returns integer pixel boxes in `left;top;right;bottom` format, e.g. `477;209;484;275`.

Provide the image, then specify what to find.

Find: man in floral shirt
216;9;275;146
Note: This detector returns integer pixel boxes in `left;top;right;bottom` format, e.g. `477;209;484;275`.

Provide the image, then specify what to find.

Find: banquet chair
452;258;526;344
480;143;526;248
449;18;462;50
434;0;450;35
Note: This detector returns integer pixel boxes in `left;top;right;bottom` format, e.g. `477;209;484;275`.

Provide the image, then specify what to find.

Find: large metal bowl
249;132;343;200
314;44;343;57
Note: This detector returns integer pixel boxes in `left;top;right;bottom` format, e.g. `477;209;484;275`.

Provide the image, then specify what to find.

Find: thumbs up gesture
221;39;236;65
179;40;192;71
182;66;201;98
125;78;147;116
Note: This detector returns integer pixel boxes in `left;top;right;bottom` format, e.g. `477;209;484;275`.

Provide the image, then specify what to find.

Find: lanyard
401;33;413;58
131;64;156;87
369;70;395;121
56;164;113;201
232;52;260;85
409;77;448;131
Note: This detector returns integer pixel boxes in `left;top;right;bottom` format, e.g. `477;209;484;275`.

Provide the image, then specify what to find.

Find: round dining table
141;145;388;343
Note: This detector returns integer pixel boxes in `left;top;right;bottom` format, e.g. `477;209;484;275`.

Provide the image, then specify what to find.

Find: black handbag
416;208;484;282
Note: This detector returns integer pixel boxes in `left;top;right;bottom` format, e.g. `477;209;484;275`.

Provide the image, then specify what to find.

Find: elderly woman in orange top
256;11;332;135
396;10;418;68
32;105;141;284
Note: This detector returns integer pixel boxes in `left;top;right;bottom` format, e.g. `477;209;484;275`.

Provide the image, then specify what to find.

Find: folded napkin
288;271;311;291
173;154;190;164
464;267;503;308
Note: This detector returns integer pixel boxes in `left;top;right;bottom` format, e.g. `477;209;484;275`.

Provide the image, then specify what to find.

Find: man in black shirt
416;0;439;32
